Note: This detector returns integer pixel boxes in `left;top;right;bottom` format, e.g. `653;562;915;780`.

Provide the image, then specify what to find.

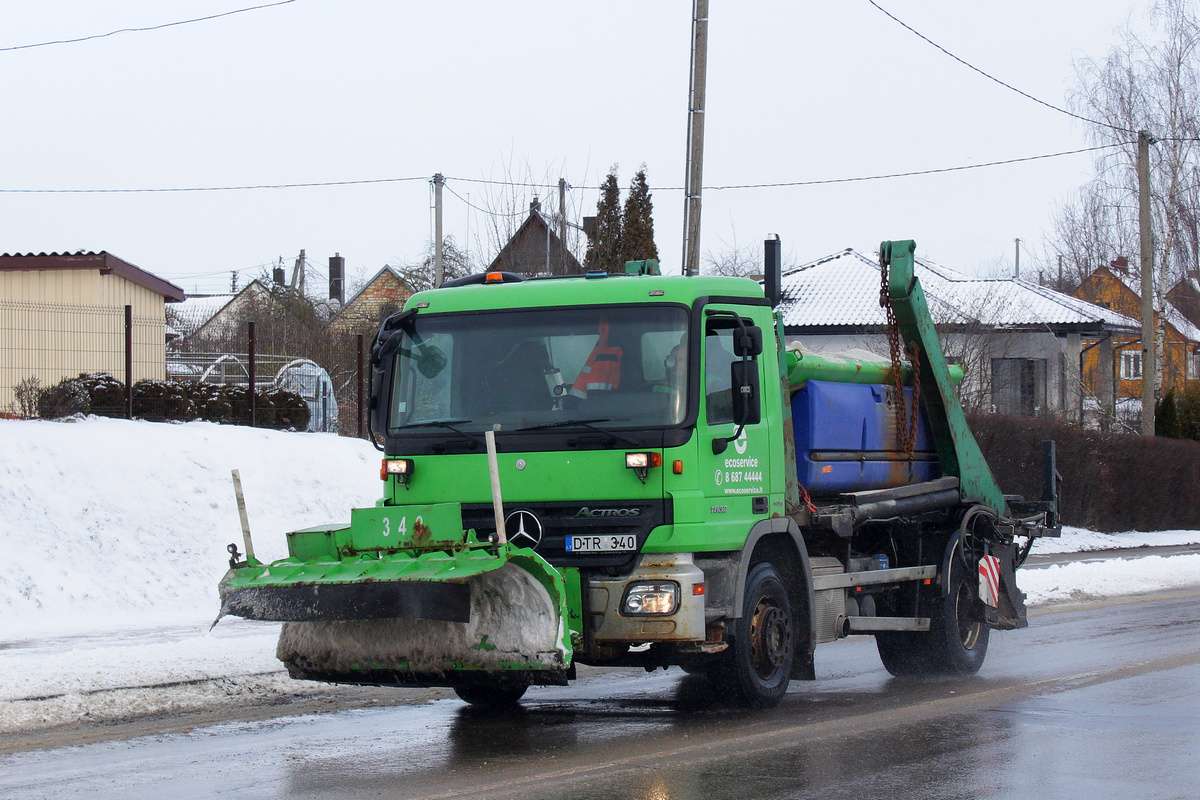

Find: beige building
0;252;185;413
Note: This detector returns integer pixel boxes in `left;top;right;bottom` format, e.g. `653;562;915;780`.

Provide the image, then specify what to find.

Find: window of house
991;358;1047;417
1121;350;1143;380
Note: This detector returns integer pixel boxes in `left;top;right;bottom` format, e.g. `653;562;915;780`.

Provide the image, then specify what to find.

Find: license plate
565;534;637;553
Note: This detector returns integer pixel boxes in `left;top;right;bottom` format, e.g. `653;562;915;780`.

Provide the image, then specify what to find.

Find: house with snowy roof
776;248;1139;423
1075;265;1200;412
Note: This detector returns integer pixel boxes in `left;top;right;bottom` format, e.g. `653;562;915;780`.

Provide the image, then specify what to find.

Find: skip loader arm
881;239;1009;516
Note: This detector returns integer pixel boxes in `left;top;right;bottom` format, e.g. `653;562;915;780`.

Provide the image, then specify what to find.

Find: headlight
381;458;415;485
622;581;680;615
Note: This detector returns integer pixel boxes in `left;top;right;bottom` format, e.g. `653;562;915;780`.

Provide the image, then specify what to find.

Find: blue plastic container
792;380;940;495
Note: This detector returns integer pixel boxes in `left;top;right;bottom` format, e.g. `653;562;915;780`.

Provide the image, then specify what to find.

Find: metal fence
1;299;163;416
2;300;367;435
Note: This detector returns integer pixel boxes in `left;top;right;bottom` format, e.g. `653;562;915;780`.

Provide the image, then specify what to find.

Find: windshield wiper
391;418;483;443
517;418;637;446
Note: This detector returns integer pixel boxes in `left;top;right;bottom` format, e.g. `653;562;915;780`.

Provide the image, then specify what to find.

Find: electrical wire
701;145;1125;189
0;175;429;193
0;1;297;53
443;183;528;217
0;144;1123;195
864;0;1138;136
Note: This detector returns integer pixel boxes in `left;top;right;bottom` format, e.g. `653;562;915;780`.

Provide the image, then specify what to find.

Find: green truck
218;238;1058;709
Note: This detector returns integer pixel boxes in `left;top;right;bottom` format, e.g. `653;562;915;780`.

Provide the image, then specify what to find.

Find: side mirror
730;360;761;426
733;325;763;357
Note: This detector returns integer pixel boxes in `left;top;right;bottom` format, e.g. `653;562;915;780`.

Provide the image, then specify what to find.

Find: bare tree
386;237;472;294
701;229;765;278
1049;0;1200;390
463;154;589;269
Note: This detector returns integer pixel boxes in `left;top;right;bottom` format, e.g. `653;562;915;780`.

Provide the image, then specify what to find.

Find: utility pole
290;249;306;293
433;174;445;287
1013;238;1022;279
1138;130;1157;436
558;177;568;275
1057;254;1063;288
681;0;709;276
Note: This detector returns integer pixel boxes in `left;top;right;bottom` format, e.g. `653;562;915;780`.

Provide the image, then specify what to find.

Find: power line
703;145;1125;189
443;183;528;217
0;144;1124;195
863;0;1137;136
0;0;298;53
0;175;429;193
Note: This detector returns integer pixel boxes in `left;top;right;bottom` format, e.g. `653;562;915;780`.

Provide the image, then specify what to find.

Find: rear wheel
709;562;794;708
453;685;528;708
876;549;989;676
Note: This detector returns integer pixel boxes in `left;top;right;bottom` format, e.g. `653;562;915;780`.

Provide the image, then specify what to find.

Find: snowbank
0;416;380;640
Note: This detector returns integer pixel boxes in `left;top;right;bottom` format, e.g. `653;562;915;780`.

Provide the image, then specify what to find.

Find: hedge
969;413;1200;532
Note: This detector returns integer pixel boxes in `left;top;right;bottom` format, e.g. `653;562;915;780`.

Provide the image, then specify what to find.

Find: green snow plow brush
217;472;573;691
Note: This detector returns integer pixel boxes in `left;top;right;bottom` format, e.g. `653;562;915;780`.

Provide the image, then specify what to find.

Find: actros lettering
576;507;642;518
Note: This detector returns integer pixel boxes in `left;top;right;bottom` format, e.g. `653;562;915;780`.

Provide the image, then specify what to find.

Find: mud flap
979;541;1027;630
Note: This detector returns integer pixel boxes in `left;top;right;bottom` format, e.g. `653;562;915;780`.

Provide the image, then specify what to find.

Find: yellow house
0;252;185;414
1075;265;1200;407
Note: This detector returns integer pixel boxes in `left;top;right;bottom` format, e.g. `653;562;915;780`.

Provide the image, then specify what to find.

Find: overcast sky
0;1;1150;295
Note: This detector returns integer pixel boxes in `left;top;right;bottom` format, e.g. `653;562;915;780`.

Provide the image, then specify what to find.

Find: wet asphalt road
3;591;1199;800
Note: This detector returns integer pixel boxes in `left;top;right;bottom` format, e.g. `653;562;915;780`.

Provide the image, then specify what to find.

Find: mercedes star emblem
504;509;543;549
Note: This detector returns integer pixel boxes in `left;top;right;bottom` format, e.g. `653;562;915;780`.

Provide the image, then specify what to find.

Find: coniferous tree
586;168;623;272
621;167;659;265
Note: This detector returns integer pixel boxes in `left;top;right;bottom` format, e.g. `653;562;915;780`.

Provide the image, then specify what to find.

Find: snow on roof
167;293;235;336
1100;267;1200;343
778;248;1140;333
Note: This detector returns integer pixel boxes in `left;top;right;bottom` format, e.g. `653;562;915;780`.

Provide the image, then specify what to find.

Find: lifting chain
879;252;923;455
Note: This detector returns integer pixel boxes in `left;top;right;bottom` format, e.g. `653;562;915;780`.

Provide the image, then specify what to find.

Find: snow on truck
216;238;1060;709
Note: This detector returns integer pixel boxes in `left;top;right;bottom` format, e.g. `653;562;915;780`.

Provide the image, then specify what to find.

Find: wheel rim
748;595;791;679
954;580;982;650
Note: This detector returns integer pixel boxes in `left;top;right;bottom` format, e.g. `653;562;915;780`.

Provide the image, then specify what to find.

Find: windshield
388;305;688;434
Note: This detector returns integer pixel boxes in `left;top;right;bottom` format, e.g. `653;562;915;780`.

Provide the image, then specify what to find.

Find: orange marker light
821;465;833;473
692;583;706;596
673;460;684;475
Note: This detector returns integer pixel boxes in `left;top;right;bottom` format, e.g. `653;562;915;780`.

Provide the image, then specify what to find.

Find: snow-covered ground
1;416;1197;735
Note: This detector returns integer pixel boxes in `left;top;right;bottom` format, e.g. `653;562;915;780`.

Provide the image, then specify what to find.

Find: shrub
11;376;42;418
76;372;127;417
1155;390;1183;439
259;386;310;430
1179;385;1200;442
37;377;90;419
133;379;196;422
190;382;233;424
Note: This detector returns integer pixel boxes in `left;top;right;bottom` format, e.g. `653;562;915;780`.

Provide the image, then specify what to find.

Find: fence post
357;333;365;439
248;320;256;428
124;304;133;419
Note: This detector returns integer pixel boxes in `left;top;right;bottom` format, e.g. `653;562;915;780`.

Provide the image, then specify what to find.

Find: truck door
699;307;771;535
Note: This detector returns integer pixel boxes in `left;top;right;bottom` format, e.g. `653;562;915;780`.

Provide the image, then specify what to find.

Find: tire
876;549;989;677
709;562;795;708
453;685;528;708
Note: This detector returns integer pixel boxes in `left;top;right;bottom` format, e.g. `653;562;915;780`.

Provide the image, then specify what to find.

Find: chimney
328;253;345;304
273;266;286;286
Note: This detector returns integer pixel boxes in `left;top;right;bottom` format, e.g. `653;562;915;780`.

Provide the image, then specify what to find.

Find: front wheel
876;549;989;676
453;685;528;708
709;562;795;708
